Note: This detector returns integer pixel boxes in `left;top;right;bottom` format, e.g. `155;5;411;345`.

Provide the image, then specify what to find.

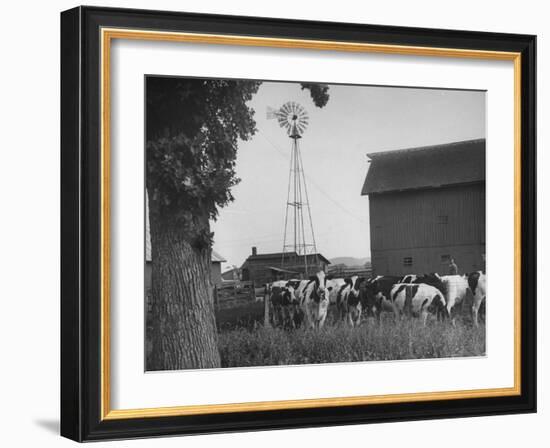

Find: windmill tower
267;101;318;275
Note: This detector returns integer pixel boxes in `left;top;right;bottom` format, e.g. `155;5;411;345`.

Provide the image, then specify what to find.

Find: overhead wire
259;133;369;225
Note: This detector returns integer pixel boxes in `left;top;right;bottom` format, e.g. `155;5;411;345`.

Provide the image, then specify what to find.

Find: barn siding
371;244;485;276
369;183;485;276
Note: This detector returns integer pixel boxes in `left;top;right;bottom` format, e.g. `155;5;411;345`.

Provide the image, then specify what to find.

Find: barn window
441;254;451;263
403;257;413;267
437;215;449;224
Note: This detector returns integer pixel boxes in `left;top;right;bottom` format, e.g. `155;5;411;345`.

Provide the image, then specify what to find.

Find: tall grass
218;318;485;368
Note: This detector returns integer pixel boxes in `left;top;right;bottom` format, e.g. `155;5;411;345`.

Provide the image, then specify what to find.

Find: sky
210;81;486;269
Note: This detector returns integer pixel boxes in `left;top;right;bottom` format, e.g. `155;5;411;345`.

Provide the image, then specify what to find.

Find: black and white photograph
144;76;487;372
51;3;538;443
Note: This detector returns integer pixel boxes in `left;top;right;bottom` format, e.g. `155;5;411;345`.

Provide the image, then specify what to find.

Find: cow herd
266;270;487;330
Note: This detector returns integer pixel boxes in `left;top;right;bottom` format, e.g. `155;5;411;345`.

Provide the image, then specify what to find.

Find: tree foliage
146;77;330;249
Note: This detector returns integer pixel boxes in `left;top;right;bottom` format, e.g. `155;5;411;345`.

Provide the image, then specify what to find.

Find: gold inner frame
100;27;522;421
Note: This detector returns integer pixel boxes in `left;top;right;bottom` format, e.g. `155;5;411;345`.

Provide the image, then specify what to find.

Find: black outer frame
60;6;536;442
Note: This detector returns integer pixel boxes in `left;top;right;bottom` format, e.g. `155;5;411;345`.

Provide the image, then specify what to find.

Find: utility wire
260;133;369;225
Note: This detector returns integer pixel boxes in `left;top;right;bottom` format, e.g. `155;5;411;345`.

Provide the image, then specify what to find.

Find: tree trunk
147;211;220;371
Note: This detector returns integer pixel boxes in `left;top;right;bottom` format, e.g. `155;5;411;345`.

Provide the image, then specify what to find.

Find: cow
389;283;447;325
406;273;447;319
326;277;347;304
343;276;364;327
268;281;299;329
284;279;307;328
468;271;487;326
303;271;330;329
323;277;347;323
414;273;445;293
332;276;363;326
439;274;471;324
360;275;402;320
333;277;353;319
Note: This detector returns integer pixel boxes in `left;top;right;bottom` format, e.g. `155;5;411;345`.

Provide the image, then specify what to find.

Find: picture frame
60;5;536;442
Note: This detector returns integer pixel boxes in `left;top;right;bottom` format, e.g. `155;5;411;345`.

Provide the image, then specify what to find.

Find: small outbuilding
240;247;330;287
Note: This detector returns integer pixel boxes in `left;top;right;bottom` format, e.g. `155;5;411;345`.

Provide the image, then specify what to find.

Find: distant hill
330;256;370;267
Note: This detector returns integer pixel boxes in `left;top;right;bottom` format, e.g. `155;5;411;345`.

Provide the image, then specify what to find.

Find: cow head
281;286;295;306
311;280;328;304
315;270;327;294
306;272;329;327
350;277;365;300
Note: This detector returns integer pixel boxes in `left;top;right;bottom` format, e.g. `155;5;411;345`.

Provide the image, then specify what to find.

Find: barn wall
371;244;485;276
369;183;485;276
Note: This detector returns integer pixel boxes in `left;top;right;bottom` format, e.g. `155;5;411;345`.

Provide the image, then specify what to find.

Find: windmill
267;101;318;275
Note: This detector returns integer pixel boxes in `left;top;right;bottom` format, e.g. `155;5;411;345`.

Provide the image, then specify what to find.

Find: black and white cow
439;274;470;324
268;281;296;328
360;275;402;320
303;271;330;329
334;277;353;319
333;276;364;327
414;273;445;293
407;273;447;319
293;279;311;305
389;283;447;325
467;271;487;326
284;278;307;328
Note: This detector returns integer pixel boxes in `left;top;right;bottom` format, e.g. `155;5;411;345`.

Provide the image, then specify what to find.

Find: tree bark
147;210;220;371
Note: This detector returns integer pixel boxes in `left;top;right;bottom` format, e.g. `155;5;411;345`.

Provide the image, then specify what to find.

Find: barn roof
361;139;485;195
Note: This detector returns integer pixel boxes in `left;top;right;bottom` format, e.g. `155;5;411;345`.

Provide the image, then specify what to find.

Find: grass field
215;299;264;331
218;316;485;368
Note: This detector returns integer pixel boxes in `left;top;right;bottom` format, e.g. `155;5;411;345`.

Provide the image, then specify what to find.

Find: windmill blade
277;115;288;128
268;101;310;137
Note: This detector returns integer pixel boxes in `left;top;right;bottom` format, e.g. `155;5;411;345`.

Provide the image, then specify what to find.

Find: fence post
263;284;271;327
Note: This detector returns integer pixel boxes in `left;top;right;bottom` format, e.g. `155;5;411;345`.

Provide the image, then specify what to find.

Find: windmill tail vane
266;106;279;120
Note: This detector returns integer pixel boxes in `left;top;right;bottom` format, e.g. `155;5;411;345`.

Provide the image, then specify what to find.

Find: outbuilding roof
244;251;331;265
211;250;226;263
361;139;485;195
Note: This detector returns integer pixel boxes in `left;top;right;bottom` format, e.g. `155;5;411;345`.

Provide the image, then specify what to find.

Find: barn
361;139;486;276
240;246;330;287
